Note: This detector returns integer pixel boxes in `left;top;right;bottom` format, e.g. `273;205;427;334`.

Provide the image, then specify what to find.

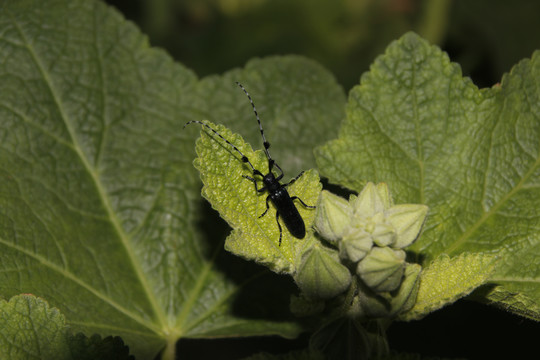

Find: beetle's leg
259;195;271;218
275;210;283;246
291;196;316;209
243;174;266;193
284;171;305;187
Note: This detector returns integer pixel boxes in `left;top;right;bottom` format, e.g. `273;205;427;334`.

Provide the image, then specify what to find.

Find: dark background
105;0;540;91
103;0;540;358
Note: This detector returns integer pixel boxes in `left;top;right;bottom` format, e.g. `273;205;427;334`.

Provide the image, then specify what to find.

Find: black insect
185;82;315;245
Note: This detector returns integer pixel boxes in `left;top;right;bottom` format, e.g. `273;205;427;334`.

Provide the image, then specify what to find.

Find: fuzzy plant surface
1;1;539;360
315;32;540;323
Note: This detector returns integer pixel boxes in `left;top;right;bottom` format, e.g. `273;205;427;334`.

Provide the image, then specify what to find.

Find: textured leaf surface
0;0;345;358
0;295;134;360
399;253;497;321
0;295;70;360
315;32;540;319
194;122;322;274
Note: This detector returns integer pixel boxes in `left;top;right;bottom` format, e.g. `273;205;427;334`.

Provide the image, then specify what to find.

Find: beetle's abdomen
269;188;306;239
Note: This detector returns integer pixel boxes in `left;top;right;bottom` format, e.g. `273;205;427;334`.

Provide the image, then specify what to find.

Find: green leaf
0;294;70;359
315;32;540;318
0;294;134;360
191;56;346;178
474;283;540;322
399;253;498;321
0;0;345;358
193;121;322;274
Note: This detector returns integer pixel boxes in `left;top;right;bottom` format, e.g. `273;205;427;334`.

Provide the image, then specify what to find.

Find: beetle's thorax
263;172;280;192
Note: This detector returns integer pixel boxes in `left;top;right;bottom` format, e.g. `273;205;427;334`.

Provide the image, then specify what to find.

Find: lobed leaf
399;253;498;321
0;294;134;360
0;295;70;359
0;0;344;358
315;32;540;319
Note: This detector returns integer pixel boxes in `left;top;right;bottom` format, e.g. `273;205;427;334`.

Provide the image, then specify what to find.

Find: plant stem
161;337;176;360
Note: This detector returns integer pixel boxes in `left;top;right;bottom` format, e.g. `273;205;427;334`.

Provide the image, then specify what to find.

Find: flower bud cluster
314;182;428;318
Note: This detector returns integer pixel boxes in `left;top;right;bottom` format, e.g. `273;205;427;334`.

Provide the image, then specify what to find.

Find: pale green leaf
399;253;498;321
194;121;322;274
315;32;540;319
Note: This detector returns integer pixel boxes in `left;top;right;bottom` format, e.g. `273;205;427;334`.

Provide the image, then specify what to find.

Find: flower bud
310;317;373;360
357;247;406;293
375;182;393;209
390;263;422;315
385;204;428;248
356;263;421;318
294;242;352;299
356;280;391;319
370;221;396;247
315;190;352;242
339;225;373;262
352;182;390;217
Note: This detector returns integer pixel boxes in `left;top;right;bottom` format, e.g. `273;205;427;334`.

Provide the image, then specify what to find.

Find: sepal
294;240;352;299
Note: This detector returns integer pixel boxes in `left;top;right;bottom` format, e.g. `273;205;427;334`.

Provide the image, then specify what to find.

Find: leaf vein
7;10;167;329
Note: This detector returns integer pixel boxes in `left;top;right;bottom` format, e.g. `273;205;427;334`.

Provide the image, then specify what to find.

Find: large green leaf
315;32;540;319
0;0;345;358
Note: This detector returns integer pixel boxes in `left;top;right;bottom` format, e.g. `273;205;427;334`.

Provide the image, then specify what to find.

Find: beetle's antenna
184;120;259;173
235;82;273;162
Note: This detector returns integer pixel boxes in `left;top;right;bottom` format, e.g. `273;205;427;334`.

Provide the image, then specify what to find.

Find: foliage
0;0;343;358
0;295;133;360
316;33;540;322
0;0;539;359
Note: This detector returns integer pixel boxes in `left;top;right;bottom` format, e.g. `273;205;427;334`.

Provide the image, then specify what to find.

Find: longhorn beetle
185;82;315;245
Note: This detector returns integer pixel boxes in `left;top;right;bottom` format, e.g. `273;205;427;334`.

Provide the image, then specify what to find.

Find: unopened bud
370;221;396;247
385;204;428;248
315;190;352;242
356;263;422;318
339;225;373;262
375;182;393;209
357;247;406;293
294;242;352;299
352;182;391;217
391;263;422;315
